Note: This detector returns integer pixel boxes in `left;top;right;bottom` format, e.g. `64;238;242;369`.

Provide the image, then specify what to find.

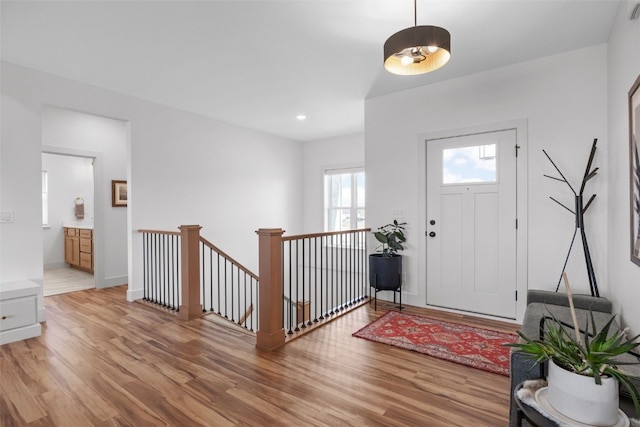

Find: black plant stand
543;138;600;297
370;282;403;311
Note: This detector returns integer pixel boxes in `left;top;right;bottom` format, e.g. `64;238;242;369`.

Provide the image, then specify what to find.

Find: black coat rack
543;138;600;297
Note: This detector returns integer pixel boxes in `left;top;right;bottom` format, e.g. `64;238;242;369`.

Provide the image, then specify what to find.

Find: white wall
128;99;303;279
42;153;95;269
301;133;364;232
365;44;608;323
1;62;302;310
606;1;640;335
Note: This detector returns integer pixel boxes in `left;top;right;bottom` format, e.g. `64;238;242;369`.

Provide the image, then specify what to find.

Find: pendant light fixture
384;0;451;75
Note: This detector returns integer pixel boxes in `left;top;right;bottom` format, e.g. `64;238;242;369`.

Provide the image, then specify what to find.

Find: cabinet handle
1;315;6;320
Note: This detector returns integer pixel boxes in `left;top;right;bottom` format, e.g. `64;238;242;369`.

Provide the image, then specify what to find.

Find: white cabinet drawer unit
0;281;41;345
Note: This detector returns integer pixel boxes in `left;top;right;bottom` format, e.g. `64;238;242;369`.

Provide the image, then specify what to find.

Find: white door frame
417;119;528;323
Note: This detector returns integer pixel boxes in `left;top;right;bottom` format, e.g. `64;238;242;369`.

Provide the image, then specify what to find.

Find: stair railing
282;229;369;335
199;235;258;332
139;228;181;312
138;226;258;331
139;226;371;351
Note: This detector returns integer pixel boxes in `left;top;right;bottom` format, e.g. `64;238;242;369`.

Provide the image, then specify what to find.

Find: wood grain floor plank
46;357;120;423
164;390;237;427
0;353;48;423
0;390;24;427
1;286;521;426
22;415;56;427
36;389;95;427
120;379;198;426
93;415;135;427
87;373;167;427
2;348;56;397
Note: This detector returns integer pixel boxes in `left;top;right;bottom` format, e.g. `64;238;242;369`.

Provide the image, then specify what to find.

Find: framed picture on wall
630;74;640;267
112;180;128;207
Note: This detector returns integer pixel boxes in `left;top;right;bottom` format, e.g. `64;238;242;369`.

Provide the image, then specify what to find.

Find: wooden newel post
179;225;203;320
256;228;285;350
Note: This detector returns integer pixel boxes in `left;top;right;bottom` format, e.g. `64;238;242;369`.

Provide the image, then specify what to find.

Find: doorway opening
42;152;96;296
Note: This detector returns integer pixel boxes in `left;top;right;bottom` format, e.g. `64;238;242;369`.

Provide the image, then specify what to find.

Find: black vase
369;253;402;291
369;253;403;311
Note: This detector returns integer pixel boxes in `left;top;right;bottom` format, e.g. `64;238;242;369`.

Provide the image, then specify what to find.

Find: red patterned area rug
353;311;518;376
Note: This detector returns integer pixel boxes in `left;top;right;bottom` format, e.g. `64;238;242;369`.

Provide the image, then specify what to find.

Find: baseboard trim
0;324;42;345
44;262;69;270
98;276;128;289
127;288;144;302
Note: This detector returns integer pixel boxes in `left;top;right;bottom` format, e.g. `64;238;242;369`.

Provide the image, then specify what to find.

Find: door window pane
442;144;497;184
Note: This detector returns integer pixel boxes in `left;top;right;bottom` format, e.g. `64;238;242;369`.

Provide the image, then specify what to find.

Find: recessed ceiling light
296;114;307;121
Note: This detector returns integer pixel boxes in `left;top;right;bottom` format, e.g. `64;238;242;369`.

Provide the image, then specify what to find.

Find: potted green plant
508;309;640;424
369;220;406;309
373;219;407;256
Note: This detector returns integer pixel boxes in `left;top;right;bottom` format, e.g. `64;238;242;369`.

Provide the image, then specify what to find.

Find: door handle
429;231;436;237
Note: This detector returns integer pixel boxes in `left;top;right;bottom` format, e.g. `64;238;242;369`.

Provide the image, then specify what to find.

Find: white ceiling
1;1;621;142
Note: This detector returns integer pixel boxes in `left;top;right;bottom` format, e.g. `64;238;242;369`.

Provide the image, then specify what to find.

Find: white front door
426;130;518;319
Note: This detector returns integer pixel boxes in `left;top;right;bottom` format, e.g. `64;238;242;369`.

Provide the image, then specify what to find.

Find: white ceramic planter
547;360;619;425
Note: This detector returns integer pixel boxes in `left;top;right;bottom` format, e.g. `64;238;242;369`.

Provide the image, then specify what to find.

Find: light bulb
426;46;439;54
401;55;413;66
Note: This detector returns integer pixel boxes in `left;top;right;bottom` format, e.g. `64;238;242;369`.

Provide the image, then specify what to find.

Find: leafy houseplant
369;220;407;308
373;220;407;256
508;310;640;418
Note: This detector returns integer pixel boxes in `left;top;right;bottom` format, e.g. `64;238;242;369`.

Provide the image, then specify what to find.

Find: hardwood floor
1;286;521;426
43;267;94;297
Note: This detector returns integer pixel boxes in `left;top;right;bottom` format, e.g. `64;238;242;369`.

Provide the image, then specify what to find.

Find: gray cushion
526;289;612;313
518;302;614;345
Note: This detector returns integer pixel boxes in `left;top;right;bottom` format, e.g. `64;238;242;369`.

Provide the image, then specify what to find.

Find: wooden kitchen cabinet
64;227;93;273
